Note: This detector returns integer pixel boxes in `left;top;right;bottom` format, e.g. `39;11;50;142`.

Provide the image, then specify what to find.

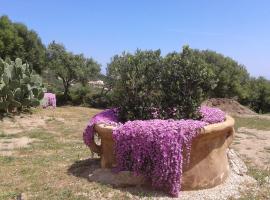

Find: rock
89;169;146;187
227;149;248;175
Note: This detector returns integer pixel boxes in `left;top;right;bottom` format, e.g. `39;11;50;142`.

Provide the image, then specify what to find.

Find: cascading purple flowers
83;108;119;146
83;106;225;197
42;93;57;108
113;119;207;196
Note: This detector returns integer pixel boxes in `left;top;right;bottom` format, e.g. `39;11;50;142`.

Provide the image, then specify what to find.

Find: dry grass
0;107;161;200
0;106;269;199
234;116;270;131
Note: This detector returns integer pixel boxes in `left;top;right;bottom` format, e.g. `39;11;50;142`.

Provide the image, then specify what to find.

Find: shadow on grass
67;157;100;180
67;158;167;198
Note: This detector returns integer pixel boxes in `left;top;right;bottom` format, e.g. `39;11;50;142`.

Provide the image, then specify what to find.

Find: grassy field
0;107;269;200
234;116;270;131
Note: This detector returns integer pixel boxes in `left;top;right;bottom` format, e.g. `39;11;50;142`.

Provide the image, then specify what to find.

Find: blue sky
0;0;269;78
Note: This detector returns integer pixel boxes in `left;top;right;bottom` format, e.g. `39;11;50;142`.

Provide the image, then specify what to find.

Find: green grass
0;132;14;139
0;132;6;138
0;156;15;164
234;117;270;131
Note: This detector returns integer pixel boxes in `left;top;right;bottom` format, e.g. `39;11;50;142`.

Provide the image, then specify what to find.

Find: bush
108;49;163;121
160;46;216;119
55;92;69;106
107;46;216;121
245;77;270;113
70;85;92;106
88;93;112;108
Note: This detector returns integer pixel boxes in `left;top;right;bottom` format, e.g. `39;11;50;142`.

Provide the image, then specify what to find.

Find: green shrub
55;92;70;106
108;49;163;121
107;46;216;121
0;58;45;113
160;46;216;119
70;85;92;106
88;93;112;108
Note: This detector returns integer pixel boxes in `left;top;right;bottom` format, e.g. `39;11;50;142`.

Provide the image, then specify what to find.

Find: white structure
88;80;105;88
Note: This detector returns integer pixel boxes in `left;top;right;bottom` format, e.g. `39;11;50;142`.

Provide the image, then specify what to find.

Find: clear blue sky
0;0;269;78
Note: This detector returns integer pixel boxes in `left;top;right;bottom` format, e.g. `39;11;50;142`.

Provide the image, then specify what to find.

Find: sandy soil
232;127;270;169
0;115;64;135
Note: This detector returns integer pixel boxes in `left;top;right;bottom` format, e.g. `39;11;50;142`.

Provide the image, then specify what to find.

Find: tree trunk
63;80;70;102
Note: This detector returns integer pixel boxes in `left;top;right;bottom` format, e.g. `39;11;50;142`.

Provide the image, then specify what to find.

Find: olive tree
46;41;100;100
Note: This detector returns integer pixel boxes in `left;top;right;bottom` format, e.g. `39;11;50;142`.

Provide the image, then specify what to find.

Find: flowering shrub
42;93;57;108
83;106;225;197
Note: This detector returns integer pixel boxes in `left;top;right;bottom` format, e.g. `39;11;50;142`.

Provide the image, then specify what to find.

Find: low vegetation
234;116;270;131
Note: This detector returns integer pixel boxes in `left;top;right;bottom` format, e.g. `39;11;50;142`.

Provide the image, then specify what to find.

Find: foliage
70;85;92;105
192;49;251;100
83;107;225;197
245;77;270;113
0;15;46;74
0;58;45;113
108;49;163;121
160;46;216;119
108;47;216;121
87;93;112;108
179;48;270;114
46;41;101;101
42;68;64;94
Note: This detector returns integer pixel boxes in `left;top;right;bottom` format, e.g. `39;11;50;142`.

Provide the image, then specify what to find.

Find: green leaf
37;90;44;100
31;98;40;107
0;101;9;110
10;100;21;108
9;80;20;89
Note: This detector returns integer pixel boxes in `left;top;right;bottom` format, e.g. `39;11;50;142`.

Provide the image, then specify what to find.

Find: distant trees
0;15;46;74
0;14;269;111
192;49;250;100
46;41;100;100
246;77;270;113
191;49;270;113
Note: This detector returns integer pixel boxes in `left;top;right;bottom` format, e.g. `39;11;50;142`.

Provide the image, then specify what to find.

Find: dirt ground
232;127;270;169
0;106;269;199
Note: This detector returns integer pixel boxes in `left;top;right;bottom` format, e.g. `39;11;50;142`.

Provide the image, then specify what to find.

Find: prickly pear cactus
0;58;46;113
